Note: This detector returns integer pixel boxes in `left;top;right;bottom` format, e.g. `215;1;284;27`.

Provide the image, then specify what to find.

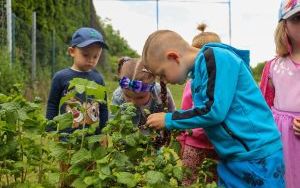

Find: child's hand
293;117;300;136
146;113;166;130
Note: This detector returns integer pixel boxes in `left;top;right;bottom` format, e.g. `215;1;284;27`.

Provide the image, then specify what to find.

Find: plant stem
80;104;87;149
38;135;44;183
4;160;9;186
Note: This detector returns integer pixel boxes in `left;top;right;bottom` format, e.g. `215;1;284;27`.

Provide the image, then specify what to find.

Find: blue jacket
165;43;282;161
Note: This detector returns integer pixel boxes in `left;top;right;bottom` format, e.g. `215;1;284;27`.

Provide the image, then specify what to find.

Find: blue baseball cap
70;27;108;49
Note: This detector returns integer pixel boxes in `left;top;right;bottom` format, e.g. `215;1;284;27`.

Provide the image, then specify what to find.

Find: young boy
142;30;285;187
46;27;108;134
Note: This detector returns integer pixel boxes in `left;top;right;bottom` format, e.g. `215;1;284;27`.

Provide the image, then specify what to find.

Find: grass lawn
105;79;184;109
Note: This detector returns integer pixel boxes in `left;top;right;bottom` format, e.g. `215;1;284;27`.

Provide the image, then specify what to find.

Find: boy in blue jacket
142;30;285;187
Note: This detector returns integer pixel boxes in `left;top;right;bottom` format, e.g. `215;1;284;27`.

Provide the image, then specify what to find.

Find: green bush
0;50;26;95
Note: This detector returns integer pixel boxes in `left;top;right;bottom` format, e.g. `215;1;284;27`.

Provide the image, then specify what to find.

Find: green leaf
71;148;91;165
14;161;29;169
169;177;178;187
59;90;76;108
86;85;106;101
115;172;137;188
145;171;166;185
92;147;107;160
97;155;109;165
53;112;73;130
68;78;87;90
71;178;88;188
47;172;60;185
87;135;101;145
112;152;130;167
0;139;18;158
125;135;136;147
110;104;120;115
76;84;85;94
48;142;68;160
173;166;183;180
84;176;99;186
4;108;18;125
100;165;111;176
0;93;8;103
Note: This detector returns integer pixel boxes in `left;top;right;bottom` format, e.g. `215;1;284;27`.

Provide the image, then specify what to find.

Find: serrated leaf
110;104;120;115
0;93;8;103
112;152;130;167
96;155;109;165
145;171;166;185
53;112;73;130
5;109;18;125
59;90;76;108
71;178;88;188
84;176;99;186
173;166;183;180
47;172;60;185
115;172;137;188
92;147;107;160
17;109;29;121
86;86;106;101
76;84;85;94
169;177;178;187
100;165;111;176
48;142;67;160
125;135;136;147
71;148;91;165
87;135;101;145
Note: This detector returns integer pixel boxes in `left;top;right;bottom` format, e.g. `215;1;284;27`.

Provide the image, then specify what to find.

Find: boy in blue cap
46;27;108;134
142;30;285;187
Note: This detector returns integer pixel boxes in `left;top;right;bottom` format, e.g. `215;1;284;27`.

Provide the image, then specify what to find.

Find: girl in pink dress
260;1;300;187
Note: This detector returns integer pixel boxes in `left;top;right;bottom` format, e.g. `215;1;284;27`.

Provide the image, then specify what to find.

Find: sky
93;0;280;67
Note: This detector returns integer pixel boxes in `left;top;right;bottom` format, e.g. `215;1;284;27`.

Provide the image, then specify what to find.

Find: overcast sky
93;0;280;67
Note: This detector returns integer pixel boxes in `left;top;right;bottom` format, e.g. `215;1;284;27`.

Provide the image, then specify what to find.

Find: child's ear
68;47;75;57
166;51;180;63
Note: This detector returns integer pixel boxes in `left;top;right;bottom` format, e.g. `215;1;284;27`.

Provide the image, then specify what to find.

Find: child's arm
95;77;108;134
46;75;62;120
148;48;241;130
46;75;63;131
96;92;108;134
259;60;275;108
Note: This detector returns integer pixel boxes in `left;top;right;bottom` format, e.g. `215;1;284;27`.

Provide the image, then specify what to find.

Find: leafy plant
0;78;217;187
0;85;49;187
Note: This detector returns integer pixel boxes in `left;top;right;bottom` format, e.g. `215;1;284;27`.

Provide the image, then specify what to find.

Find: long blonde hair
192;23;221;48
274;21;290;57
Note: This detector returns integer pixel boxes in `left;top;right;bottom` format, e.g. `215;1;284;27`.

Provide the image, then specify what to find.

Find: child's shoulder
90;69;104;78
89;69;105;84
52;68;73;80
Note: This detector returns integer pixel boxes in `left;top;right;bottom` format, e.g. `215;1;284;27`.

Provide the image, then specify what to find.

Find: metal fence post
51;29;55;77
6;0;12;66
32;11;36;81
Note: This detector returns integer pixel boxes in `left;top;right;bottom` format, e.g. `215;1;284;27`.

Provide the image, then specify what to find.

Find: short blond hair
142;30;189;68
274;21;290;57
192;23;221;48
